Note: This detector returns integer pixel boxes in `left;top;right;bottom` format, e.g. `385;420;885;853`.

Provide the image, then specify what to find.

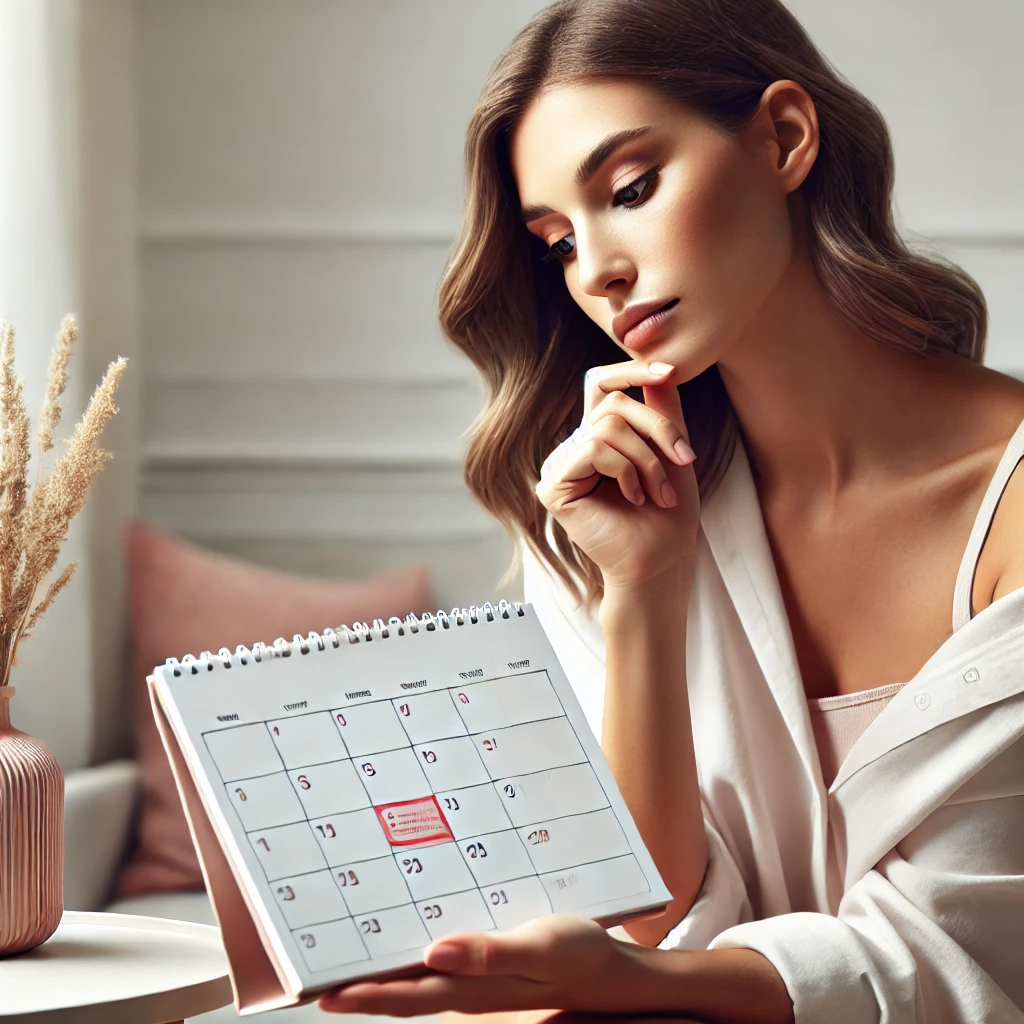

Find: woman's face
509;78;802;384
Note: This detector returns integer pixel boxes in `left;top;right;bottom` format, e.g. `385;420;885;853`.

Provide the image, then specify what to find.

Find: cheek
666;146;791;309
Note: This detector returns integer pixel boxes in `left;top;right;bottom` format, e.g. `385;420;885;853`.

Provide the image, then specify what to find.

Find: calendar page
152;603;672;996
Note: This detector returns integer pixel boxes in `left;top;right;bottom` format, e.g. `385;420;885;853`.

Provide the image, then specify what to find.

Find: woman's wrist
599;560;693;628
622;944;795;1024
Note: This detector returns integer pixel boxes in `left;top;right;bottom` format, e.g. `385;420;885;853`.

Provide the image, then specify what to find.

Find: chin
672;329;735;385
651;341;709;388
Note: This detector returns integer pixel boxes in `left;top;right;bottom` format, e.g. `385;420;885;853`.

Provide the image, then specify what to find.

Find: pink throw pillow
115;519;435;897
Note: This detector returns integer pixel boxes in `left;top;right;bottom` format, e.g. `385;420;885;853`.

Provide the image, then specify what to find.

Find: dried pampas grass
0;315;127;684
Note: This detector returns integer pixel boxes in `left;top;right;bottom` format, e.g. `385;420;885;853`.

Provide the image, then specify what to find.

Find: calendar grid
199;708;578;745
357;684;539;939
530;673;620;843
493;679;628;887
329;704;442;955
491;760;586;781
202;668;652;977
397;690;509;933
261;717;374;964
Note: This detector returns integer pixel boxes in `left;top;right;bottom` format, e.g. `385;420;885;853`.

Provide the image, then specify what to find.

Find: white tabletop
0;911;233;1023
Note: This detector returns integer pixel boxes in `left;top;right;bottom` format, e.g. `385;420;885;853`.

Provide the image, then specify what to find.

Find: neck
715;235;980;508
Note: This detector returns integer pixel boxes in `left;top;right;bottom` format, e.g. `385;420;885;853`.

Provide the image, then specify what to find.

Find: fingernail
633;485;646;505
673;439;696;464
661;481;679;507
648;361;674;375
426;942;466;971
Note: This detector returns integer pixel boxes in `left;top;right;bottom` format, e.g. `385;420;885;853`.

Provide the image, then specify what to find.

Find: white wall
786;0;1024;376
135;0;1024;621
0;0;140;769
136;0;553;613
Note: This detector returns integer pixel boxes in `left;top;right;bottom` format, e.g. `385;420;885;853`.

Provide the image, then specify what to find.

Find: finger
582;360;676;418
318;973;548;1017
641;376;692;451
425;930;554;980
587;389;696;468
588;414;679;508
536;435;645;509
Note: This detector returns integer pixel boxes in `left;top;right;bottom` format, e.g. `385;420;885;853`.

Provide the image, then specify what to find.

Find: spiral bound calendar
148;600;672;1015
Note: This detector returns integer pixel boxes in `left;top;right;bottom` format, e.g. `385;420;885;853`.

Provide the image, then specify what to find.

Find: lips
612;299;680;345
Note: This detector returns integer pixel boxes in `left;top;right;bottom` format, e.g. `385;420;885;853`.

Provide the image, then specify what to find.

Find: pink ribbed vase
0;685;64;956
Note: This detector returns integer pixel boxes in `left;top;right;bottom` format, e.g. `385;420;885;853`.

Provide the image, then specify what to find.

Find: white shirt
522;419;1024;1023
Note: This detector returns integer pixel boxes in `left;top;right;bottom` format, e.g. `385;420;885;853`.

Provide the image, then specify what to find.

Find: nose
574;225;635;298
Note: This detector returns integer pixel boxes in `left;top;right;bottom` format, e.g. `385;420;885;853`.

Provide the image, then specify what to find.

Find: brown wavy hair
437;0;987;616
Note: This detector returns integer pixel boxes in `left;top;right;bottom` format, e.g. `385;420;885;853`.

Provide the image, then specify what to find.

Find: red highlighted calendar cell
375;796;454;848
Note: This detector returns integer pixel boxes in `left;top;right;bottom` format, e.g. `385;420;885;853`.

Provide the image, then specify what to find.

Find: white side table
0;911;233;1023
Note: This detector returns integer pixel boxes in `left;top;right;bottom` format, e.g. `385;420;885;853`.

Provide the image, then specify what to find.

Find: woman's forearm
630;945;795;1024
598;562;708;946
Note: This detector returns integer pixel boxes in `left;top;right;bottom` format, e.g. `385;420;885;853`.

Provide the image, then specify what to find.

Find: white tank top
808;681;907;788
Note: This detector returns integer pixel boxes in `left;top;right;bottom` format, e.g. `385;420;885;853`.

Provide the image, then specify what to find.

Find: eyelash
541;166;661;265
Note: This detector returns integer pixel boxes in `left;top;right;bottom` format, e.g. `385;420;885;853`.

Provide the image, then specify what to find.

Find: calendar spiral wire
164;600;525;677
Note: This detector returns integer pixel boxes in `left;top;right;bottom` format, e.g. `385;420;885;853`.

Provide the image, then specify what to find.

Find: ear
749;79;820;196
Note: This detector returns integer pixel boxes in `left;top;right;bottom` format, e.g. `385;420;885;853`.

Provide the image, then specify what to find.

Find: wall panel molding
191;533;524;612
141;220;1024;249
141;216;456;245
139;460;522;608
140;461;493;539
142;377;482;466
141;235;474;383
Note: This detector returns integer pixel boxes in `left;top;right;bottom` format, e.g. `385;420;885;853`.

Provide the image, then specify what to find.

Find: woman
320;0;1024;1020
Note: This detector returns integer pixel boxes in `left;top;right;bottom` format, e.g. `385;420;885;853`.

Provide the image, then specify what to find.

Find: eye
613;167;659;208
541;233;576;265
539;167;660;265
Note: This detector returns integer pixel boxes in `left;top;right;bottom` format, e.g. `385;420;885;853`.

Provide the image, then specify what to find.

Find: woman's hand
317;916;793;1023
317;915;651;1018
535;360;698;589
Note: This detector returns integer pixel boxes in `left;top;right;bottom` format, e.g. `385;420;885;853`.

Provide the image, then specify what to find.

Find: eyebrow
519;125;654;223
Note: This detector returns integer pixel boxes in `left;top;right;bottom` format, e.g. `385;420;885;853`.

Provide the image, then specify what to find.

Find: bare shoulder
972;377;1024;612
989;450;1024;607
